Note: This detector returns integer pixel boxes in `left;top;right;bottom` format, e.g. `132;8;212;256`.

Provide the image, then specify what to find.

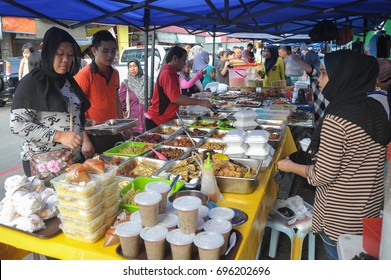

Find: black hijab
264;45;279;75
309;50;390;153
12;27;90;118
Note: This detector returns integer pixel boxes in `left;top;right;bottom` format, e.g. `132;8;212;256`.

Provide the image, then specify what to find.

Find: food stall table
0;128;296;260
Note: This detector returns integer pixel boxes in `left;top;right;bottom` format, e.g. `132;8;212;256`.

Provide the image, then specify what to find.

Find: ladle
145;145;168;161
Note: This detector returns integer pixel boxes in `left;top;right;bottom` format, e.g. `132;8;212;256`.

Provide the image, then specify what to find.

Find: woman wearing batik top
277;50;390;260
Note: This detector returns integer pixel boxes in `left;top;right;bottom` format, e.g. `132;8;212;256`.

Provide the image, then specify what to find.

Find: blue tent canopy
0;0;389;36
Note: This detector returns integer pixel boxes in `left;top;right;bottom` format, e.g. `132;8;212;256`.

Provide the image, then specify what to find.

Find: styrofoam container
246;145;270;160
234;120;258;130
234;110;257;122
222;129;247;142
222;144;248;158
245;130;270;144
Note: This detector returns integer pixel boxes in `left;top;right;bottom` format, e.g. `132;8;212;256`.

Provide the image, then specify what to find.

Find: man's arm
173;95;211;108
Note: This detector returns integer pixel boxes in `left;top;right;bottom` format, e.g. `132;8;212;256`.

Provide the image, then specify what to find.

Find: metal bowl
168;190;209;206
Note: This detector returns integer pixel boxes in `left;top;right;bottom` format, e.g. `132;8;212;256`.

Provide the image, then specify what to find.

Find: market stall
0;122;296;260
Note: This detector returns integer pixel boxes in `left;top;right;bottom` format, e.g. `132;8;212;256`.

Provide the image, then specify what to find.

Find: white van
116;45;171;83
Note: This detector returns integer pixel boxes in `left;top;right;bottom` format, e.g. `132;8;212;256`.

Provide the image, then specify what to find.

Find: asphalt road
0;103;24;200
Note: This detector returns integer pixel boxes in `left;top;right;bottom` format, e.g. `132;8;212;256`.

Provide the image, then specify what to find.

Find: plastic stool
265;217;315;260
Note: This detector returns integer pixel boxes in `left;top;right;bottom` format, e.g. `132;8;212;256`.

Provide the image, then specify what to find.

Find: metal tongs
175;112;197;146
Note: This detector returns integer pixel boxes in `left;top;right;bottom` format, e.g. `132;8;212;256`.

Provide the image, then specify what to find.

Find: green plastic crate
103;141;154;157
119;177;184;213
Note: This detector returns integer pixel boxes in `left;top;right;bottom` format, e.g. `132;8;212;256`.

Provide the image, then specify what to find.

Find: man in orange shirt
76;30;128;155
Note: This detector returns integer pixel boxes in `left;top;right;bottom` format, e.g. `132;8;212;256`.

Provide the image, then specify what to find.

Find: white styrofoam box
222;129;247;146
223;144;248;158
234;120;258;130
234;110;257;122
245;130;270;144
246;144;270;160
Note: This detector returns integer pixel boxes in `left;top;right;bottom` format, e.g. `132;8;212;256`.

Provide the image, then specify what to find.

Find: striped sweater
306;114;386;242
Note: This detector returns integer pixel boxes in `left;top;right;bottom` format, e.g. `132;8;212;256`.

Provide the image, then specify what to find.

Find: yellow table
0;128;296;260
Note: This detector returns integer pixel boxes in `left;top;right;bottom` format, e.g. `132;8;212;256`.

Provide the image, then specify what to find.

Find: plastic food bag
103;227;120;247
271;195;312;225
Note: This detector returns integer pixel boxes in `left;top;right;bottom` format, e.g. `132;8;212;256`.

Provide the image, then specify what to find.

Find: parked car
115;45;171;83
0;57;21;107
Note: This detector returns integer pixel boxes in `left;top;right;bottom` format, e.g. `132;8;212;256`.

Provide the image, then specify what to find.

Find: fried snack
66;163;91;183
84;158;105;173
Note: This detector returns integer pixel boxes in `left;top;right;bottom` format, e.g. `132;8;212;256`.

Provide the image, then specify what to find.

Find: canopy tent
0;0;390;36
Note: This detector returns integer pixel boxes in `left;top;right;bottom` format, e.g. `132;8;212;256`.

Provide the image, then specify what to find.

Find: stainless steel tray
146;125;182;135
165;118;195;127
198;138;227;151
99;154;131;166
216;158;262;194
117;156;167;178
144;145;193;160
256;119;287;126
134;133;170;144
180;127;213;138
257;125;285;142
208;129;229;139
85;119;137;135
163;135;201;147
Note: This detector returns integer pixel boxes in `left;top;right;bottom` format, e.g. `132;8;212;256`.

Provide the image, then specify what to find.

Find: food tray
119;177;185;213
234;100;262;107
216;158;262;194
103;141;154;157
198;138;227;151
0;217;61;239
181;127;213;138
163;135;201;147
152;159;201;189
116;229;242;260
144;145;193;160
147;125;182;135
117;156;167;178
255;119;287;126
256;125;285;142
99;154;130;166
165;118;194;127
85;119;137;135
134;133;169;144
189;119;219;128
209;129;229;139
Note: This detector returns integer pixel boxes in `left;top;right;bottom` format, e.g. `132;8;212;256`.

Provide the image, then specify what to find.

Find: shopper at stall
10;27;91;176
179;59;205;96
260;45;285;87
192;50;210;74
277;50;390;260
202;65;217;89
293;50;328;124
216;50;230;85
145;46;212;130
75;30;128;155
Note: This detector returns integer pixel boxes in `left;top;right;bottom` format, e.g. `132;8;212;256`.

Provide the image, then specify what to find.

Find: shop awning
1;16;36;34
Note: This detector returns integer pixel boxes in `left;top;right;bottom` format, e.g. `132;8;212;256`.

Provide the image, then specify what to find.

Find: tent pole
144;8;150;111
150;28;156;102
212;27;216;66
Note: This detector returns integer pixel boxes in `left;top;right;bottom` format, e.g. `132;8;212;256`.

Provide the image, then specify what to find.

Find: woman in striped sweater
278;50;390;260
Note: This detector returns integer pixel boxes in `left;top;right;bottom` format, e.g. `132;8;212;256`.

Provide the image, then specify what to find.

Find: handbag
309;20;339;42
29;86;74;181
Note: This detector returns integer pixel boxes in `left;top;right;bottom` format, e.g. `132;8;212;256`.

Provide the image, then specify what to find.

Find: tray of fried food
163;135;201;147
146;125;182;135
134;133;169;144
117;157;167;178
198;138;227;151
144;146;193;160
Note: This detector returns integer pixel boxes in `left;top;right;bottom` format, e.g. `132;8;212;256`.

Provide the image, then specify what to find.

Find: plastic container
103;141;153;157
362;218;382;259
140;225;169;260
60;223;106;243
115;221;143;258
198;205;209;221
145;181;171;214
103;199;120;219
234;110;257;122
130;210;142;223
56;188;103;210
134;190;162;227
90;164;118;186
157;213;179;231
57;201;103;222
229;68;246;87
234;120;258;130
166;228;195;260
222;129;247;147
58;212;105;234
200;152;221;203
173;196;202;234
208;207;235;221
51;174;100;198
102;190;120;209
194;231;225;260
203;218;232;255
101;178;120;198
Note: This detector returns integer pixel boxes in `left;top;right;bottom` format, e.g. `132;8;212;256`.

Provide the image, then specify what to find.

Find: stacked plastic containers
52;164;119;243
244;130;271;160
222;129;248;158
233;110;258;130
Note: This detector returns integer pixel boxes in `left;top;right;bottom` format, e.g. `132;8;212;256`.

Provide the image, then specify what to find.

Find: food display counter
0;126;296;260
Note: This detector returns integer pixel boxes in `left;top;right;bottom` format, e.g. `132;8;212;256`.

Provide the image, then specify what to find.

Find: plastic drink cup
198;205;209;221
203;218;233;255
134;191;162;227
115;221;143;258
158;213;178;231
140;225;168;260
166;228;195;260
173;196;202;234
208;207;235;222
130;210;141;223
145;181;171;214
194;231;224;260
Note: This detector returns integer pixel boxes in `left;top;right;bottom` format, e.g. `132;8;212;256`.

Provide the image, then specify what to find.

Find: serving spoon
225;231;237;256
145;145;168;160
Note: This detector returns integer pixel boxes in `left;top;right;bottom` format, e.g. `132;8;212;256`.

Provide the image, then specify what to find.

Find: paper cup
115;221;143;258
134;191;162;227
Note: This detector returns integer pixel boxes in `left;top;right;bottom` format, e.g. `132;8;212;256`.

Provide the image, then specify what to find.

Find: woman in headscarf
277;50;390;260
202;65;217;89
10;27;91;176
118;58;149;133
260;45;285;87
179;59;205;96
293;50;328;124
192;50;210;74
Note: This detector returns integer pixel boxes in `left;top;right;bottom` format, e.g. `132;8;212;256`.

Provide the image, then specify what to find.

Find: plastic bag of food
103;227;120;247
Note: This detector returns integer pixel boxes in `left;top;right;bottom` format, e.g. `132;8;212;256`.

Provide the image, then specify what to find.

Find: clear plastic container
56;188;103;210
90;165;118;186
102;190;120;209
57;201;103;222
234;110;257;122
60;223;106;243
245;130;270;144
208;207;235;221
103;199;120;218
58;212;105;234
51;174;100;198
101;178;120;198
